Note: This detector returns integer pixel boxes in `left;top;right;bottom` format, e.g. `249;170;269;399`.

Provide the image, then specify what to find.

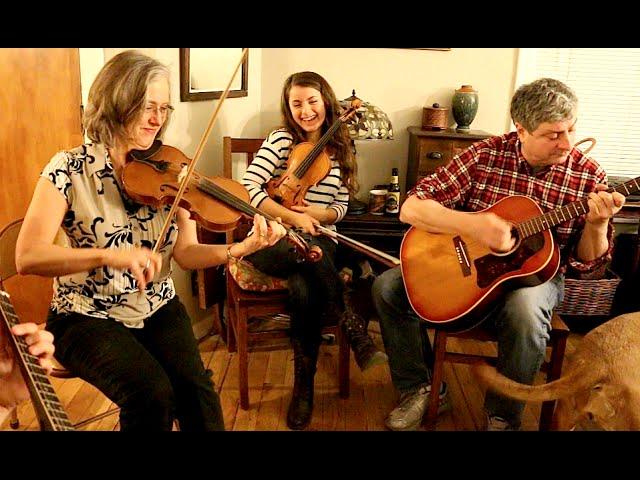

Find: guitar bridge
453;236;471;277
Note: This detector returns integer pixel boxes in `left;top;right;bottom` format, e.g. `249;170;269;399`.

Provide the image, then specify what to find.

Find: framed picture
179;48;249;102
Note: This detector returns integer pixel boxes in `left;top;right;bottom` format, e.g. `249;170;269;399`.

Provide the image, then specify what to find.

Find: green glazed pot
452;85;478;131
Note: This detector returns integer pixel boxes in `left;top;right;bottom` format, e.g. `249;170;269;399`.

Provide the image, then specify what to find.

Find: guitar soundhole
474;232;545;288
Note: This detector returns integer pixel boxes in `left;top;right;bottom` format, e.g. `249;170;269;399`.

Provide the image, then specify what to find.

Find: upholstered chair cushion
228;258;288;292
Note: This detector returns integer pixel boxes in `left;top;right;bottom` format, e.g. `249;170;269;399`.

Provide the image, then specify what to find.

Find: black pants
46;296;224;431
245;235;343;355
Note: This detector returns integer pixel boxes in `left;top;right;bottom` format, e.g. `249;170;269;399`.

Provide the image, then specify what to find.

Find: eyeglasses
143;103;174;118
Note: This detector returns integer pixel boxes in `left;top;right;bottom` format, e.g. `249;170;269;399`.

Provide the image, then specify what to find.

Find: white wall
260;48;518;202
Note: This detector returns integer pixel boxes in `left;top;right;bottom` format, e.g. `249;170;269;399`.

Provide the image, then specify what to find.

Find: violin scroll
306;244;323;262
339;97;362;123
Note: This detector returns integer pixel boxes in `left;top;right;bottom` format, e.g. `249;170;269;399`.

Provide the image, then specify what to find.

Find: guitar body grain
401;196;560;331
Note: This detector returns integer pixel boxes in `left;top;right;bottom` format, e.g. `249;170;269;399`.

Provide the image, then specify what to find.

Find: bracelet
226;243;242;262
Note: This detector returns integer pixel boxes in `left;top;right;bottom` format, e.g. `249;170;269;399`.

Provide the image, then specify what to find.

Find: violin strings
294;119;343;178
295;105;356;177
159;162;315;252
196;177;306;245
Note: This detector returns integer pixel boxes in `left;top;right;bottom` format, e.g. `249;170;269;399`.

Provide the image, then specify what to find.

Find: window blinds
516;48;640;178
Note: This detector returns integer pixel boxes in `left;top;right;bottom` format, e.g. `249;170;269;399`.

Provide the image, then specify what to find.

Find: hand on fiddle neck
235;214;288;257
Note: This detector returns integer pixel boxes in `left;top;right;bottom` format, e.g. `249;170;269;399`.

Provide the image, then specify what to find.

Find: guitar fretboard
0;290;74;431
516;176;640;238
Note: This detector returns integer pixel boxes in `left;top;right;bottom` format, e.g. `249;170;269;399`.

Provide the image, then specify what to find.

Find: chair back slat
222;137;265;244
0;219;23;283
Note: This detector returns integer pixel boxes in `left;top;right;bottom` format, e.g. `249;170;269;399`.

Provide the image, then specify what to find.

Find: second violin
265;97;361;209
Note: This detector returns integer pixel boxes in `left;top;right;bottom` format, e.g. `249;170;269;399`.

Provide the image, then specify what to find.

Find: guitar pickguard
474;233;545;288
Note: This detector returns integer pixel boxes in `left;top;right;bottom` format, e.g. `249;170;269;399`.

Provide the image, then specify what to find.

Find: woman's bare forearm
16;243;110;277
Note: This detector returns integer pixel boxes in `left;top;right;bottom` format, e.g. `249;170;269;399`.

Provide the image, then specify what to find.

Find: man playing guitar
373;78;625;431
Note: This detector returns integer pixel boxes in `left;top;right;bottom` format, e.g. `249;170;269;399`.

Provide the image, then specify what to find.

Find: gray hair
510;78;578;132
84;50;170;148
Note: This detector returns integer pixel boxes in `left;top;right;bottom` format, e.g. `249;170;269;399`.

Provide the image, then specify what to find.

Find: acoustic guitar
0;289;74;431
401;178;637;332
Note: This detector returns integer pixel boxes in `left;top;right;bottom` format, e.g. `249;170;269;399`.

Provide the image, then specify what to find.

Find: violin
262;98;401;269
121;141;322;262
265;98;362;209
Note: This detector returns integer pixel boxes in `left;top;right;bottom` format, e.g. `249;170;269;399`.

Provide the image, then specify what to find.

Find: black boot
287;339;317;430
341;310;388;371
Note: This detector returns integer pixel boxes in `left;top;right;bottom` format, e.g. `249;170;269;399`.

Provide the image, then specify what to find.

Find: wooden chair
223;136;350;410
420;312;569;430
0;218;119;430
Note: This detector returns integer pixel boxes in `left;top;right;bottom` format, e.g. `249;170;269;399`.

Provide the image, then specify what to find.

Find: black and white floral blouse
41;143;177;328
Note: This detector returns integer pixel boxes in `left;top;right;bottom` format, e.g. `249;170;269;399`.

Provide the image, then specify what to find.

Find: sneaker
385;383;451;431
485;413;518;431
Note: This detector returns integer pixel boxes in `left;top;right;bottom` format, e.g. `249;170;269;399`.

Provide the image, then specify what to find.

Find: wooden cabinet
406;126;492;191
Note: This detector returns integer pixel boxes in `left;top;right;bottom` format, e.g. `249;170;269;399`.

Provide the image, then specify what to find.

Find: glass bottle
385;168;400;216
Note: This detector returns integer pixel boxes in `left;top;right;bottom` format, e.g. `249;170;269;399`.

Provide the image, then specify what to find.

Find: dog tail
472;362;598;402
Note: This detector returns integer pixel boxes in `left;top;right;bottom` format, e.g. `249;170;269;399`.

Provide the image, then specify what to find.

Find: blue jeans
372;266;564;428
46;296;224;431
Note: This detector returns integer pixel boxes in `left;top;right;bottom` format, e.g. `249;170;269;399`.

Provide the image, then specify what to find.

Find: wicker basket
555;269;621;316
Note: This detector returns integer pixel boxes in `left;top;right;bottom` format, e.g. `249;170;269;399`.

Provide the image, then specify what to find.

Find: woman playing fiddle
241;71;387;430
14;50;286;431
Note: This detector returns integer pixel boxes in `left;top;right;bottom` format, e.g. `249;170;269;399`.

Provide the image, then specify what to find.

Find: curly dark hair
280;71;358;196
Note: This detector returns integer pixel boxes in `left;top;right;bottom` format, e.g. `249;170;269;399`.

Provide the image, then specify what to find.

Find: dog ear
586;384;616;417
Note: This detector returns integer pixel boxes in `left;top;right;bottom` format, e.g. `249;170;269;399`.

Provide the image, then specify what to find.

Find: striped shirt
408;131;613;276
241;128;349;233
41;143;177;327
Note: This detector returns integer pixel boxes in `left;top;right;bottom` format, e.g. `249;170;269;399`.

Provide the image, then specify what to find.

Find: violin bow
151;48;249;257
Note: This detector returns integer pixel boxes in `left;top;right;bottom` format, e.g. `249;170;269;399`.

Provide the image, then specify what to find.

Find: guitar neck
0;290;74;431
516;176;640;238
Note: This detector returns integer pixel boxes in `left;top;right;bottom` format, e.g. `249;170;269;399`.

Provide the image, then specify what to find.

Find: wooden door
0;48;83;325
0;48;83;225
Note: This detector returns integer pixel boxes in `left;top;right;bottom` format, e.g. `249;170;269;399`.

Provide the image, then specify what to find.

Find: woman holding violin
241;71;386;430
14;50;286;431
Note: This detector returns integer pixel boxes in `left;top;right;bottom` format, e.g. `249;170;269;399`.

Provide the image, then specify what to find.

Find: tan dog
473;312;640;430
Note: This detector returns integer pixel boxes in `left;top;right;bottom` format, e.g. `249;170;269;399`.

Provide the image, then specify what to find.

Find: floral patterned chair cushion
228;257;288;292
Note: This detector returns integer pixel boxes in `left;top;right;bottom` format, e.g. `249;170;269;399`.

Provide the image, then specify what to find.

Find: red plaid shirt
408;132;613;276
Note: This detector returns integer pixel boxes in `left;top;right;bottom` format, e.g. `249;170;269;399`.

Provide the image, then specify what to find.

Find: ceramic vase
452;85;479;131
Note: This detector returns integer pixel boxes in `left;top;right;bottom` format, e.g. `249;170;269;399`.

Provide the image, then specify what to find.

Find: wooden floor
1;322;582;431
